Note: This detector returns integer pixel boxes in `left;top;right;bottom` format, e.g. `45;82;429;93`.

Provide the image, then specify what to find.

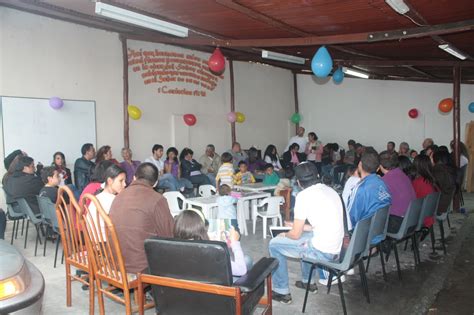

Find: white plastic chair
198;184;216;197
163;192;188;217
252;196;284;239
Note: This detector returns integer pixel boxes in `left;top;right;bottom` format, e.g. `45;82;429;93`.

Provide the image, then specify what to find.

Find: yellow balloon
236;112;245;123
128;105;142;120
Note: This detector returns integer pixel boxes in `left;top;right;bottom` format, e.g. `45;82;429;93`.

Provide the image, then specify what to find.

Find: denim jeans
269;232;339;295
157;173;180;191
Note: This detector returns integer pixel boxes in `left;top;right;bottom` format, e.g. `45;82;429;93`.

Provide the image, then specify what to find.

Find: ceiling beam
335;59;474;67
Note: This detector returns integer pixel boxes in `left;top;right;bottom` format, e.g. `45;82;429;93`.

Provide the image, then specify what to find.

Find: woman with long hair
263;144;282;171
95;145;120;165
52;151;72;185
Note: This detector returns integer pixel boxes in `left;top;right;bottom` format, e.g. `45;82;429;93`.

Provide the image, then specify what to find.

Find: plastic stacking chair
163;191;188;217
16;198;44;256
5;200;26;245
364;206;390;281
80;193;155;315
386;198;424;280
55;186;94;312
37;195;62;263
252;196;284;239
198;184;216;197
436;192;454;255
414;192;440;258
301;216;372;315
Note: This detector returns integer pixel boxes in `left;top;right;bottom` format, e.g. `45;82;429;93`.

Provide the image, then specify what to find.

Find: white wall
298;75;474;152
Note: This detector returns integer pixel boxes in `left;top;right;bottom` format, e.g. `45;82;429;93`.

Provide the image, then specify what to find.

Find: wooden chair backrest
80;193;130;290
55;185;88;266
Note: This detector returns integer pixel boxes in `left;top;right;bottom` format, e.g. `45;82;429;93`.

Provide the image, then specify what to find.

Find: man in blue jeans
269;162;344;304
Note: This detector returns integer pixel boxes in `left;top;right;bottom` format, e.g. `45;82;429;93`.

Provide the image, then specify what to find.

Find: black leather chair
138;237;278;315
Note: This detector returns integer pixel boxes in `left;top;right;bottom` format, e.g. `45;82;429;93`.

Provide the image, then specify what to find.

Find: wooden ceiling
1;0;474;83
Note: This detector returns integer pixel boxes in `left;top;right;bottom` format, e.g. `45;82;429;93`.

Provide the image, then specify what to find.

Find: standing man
199;144;221;186
269;162;344;304
74;143;96;192
285;127;307;154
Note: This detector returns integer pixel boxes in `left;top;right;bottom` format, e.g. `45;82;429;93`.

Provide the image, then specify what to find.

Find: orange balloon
438;98;453;113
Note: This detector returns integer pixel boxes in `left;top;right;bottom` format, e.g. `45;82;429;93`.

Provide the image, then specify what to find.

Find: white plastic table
186;191;270;236
234;182;278;192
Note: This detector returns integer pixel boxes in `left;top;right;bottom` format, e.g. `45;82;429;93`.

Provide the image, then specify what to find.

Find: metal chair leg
24;220;30;249
54;235;60;268
20;218;25;236
377;244;387;281
439;220;447;255
393;242;402;280
34;225;40;256
327;271;334;294
365;251;371;272
430;226;436;254
10;220;16;245
447;214;451;229
302;263;316;313
338;275;347;315
359;261;370;303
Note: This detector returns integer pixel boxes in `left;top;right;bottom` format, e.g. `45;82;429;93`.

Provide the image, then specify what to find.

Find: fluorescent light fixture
95;2;188;37
342;67;369;79
438;44;467;60
261;50;306;65
385;0;409;14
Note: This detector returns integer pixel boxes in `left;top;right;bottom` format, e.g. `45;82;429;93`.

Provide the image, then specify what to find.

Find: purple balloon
49;97;64;110
227;112;236;123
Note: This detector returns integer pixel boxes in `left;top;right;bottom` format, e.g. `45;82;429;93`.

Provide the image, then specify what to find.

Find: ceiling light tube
95;2;188;37
261;50;306;65
438;44;467;60
385;0;410;14
342;67;369;79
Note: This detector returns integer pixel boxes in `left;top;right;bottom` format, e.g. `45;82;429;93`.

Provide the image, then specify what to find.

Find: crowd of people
0;128;470;307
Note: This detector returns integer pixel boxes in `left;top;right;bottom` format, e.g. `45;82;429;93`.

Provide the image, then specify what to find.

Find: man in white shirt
269;162;344;304
285;127;307;153
144;144;182;192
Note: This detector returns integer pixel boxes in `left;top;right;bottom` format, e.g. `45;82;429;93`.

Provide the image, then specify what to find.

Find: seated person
269;162;344;304
39;166;61;203
216;152;234;188
263;164;280;186
282;143;306;170
233;161;255;185
379;151;416;233
198;144;221;187
80;160;115;206
74;143;96;192
120;148;141;186
52;151;73;186
180;148;211;187
263;145;283;172
4;156;44;215
95;145;120;165
109;163;174;274
174;209;247;278
432;150;456;215
246;147;266;177
227;142;248;170
216;184;238;230
163;147;193;194
146;144;186;192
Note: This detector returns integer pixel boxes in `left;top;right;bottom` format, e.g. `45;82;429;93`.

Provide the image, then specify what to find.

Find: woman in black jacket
282;143;306;170
180;148;211;187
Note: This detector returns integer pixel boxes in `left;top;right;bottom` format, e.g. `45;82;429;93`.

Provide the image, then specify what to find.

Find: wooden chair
80;193;154;315
55;185;94;313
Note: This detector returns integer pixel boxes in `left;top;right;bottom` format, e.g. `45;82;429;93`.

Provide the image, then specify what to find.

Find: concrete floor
5;193;473;315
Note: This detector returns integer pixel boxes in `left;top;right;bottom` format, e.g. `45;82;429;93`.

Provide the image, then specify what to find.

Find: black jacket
180;159;202;179
74;157;95;192
4;171;44;215
281;151;306;169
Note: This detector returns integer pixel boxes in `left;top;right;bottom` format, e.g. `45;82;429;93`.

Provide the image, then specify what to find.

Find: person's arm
199;156;208;174
229;228;247;276
281;218;305;240
250;173;256;183
154;197;175;237
164;161;171;174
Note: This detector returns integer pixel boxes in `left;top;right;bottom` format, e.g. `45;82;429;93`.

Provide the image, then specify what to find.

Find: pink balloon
227;112;236;123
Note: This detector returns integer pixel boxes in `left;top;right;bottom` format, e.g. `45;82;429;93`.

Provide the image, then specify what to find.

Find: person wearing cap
268;162;344;304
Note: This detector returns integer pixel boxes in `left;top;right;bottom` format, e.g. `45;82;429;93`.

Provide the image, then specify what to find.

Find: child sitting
216;184;238;230
216;152;234;188
39;166;60;203
263;163;280;186
234;161;255;185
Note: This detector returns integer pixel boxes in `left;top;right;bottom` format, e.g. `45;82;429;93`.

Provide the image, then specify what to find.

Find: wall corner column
120;35;130;149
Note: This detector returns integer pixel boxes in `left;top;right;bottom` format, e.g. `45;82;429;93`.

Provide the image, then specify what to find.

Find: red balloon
183;114;196;126
408;108;419;119
438;98;453;113
208;48;225;74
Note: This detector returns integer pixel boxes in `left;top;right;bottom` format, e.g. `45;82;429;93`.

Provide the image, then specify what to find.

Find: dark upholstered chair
138;237;278;315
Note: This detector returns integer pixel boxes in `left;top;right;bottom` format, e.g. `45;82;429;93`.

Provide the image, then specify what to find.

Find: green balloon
291;113;301;124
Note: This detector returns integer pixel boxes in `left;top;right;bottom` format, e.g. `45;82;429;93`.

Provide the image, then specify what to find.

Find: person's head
294;162;319;189
297;127;305;137
134;162;159;187
322;174;332;186
410;150;418;159
348;139;356;150
121;148;133;161
331;143;339;152
152;144;164;159
399;142;409;155
358;150;380;176
422;138;434;150
53;151;66;167
180;148;194;161
355;143;364;155
205;144;215;157
90;160;114;183
398;155;413;177
232;142;241;153
221;152;233;164
426;144;438;157
413;154;435;184
264;145;277;160
17;156;35;174
95;145;112;163
4;150;24;170
219;184;231;196
308;132;317;142
264;163;274;175
289;143;300;153
387;141;395;153
433;150;450;166
41;166;60;186
166;147;179;162
81;143;95;160
173;210;209;241
247;147;259;162
103;164;127;194
379;150;399;173
346;165;359;179
238;160;248;173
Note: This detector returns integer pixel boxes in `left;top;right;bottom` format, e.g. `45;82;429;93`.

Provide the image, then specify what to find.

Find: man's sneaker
272;291;292;304
295;281;318;293
318;275;346;286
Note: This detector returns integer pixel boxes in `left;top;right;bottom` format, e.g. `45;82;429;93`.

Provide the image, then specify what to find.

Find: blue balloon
311;46;333;78
469;102;474;113
332;67;344;84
